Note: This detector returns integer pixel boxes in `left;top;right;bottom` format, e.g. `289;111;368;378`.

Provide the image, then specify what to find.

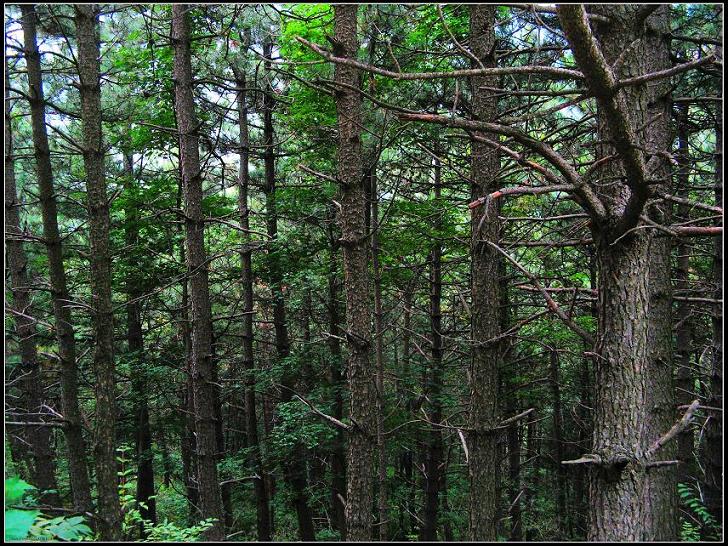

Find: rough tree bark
549;349;567;536
333;4;376;540
20;4;93;514
638;6;678;540
467;5;501;541
557;4;675;541
702;33;722;524
75;5;122;539
506;396;522;541
5;46;60;505
171;5;225;539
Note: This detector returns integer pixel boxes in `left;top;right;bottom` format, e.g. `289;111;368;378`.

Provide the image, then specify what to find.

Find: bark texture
171;5;225;539
20;4;93;513
420;150;444;541
467;5;501;541
327;226;347;539
702;36;722;524
333;5;376;540
5;46;60;505
640;7;678;540
75;5;122;539
558;4;675;540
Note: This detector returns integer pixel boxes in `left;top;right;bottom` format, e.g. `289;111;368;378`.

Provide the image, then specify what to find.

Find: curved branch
398;112;607;222
296;36;585;81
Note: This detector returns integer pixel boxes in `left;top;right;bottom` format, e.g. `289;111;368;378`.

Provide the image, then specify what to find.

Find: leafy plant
4;478;92;542
678;482;720;541
115;445;216;542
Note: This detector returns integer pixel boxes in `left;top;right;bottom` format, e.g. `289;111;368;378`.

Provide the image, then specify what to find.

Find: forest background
4;3;723;542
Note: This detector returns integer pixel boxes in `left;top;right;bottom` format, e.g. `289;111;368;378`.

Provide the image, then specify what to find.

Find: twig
645;399;700;459
295;394;351;432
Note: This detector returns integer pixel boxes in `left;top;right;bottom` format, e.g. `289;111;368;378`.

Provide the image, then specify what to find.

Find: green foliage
678;483;720;541
140;519;216;543
29;516;93;542
114;446;216;541
4;478;92;542
5;477;35;506
5;509;40;542
270;399;334;453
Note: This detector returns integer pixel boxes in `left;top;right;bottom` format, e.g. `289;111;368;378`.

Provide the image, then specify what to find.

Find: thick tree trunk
467;5;501;541
20;4;93;513
5;50;60;505
640;7;678;540
171;5;225;539
75;5;122;539
233;65;272;542
590;232;651;541
702;48;722;525
559;5;674;540
333;5;376;540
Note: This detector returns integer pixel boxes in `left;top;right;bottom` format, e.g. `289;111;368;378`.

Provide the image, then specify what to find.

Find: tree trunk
559;5;672;540
5;46;60;505
524;417;540;541
177;201;200;522
467;5;501;540
171;5;225;539
549;349;566;537
639;7;678;540
420;150;444;542
20;4;93;513
333;5;376;540
702;37;722;524
75;5;122;539
210;336;233;531
400;287;416;538
157;428;172;487
233;64;272;542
